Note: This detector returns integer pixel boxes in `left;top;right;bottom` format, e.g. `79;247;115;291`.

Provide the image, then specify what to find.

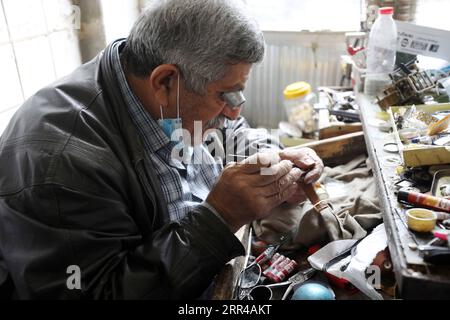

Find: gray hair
121;0;265;95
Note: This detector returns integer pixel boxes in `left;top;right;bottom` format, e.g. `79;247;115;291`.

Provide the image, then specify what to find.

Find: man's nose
222;105;242;120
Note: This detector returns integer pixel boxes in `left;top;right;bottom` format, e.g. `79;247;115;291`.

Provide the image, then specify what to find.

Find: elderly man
0;0;323;299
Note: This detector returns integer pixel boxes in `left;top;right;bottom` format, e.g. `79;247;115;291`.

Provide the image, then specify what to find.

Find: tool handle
301;183;321;205
255;246;276;265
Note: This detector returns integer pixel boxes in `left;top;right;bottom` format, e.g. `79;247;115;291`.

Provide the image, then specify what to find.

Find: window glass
245;0;361;32
14;36;56;98
0;105;19;135
42;0;80;32
0;2;8;44
415;0;450;31
101;0;139;43
3;0;47;41
49;30;81;78
0;0;81;135
0;44;23;111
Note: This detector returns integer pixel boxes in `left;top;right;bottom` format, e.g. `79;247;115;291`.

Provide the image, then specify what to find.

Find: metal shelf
357;94;450;299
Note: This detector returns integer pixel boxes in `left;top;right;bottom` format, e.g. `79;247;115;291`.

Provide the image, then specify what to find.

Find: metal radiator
242;31;347;128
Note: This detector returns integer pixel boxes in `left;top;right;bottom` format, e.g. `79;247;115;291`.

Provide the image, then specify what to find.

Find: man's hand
206;152;303;233
279;148;324;204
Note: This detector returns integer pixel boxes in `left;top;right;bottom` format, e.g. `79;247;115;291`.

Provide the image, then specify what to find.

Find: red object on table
308;245;359;294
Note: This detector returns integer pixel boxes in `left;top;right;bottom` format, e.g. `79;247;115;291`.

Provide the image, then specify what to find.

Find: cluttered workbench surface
212;116;397;301
212;93;450;301
358;94;450;299
213;57;450;300
211;81;406;301
212;225;394;301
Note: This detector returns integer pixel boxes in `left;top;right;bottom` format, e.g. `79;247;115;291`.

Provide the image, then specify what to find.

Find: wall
0;0;82;135
72;0;106;62
242;31;347;128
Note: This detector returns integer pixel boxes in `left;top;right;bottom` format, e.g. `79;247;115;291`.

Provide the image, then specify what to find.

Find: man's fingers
239;152;281;174
257;167;303;196
303;154;324;184
265;183;298;209
252;160;295;186
224;161;237;169
279;148;324;184
304;167;322;185
286;186;307;204
291;154;316;171
280;148;321;170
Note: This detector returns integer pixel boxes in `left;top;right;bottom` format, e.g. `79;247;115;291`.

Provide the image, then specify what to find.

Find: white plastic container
283;82;317;134
364;7;398;96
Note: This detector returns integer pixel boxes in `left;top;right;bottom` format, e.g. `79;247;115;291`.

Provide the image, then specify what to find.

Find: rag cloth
253;155;383;249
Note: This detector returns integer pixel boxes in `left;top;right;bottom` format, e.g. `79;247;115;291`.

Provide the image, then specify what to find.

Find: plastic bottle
283;82;317;134
364;7;398;97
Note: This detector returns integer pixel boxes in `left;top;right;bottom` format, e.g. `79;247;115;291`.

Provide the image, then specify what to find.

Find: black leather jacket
0;41;247;299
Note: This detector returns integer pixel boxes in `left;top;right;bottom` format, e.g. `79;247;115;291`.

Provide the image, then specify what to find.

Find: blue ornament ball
291;282;335;300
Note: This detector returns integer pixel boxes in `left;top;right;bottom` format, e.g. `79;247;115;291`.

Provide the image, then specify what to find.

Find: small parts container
283;82;316;135
406;208;437;233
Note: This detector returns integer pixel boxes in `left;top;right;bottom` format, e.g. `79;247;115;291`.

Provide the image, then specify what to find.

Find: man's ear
150;64;178;107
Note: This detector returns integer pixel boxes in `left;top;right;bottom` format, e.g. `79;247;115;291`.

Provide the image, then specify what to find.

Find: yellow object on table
406;208;437;233
375;111;390;121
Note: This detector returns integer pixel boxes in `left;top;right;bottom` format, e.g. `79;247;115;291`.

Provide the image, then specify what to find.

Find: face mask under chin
158;72;182;139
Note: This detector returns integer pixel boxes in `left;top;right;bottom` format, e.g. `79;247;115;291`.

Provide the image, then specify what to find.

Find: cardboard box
389;103;450;167
396;21;450;61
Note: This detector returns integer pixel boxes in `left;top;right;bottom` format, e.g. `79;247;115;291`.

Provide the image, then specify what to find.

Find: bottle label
409;192;450;212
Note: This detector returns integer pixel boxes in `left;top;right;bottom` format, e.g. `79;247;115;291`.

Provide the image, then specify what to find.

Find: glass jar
283;82;317;134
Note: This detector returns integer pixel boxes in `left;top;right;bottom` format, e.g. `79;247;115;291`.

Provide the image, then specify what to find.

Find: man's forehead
218;63;252;89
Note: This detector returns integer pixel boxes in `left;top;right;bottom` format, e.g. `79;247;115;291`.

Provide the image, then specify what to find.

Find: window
246;0;450;33
245;0;362;32
0;0;81;135
415;0;450;31
100;0;139;43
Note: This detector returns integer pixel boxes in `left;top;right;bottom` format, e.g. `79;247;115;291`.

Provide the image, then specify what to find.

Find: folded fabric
308;224;388;300
253;155;383;249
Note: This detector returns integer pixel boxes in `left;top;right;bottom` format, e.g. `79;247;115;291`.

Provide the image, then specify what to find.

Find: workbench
358;94;450;299
211;127;376;300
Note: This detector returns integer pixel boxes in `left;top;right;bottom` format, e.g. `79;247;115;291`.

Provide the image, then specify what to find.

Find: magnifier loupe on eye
222;91;246;109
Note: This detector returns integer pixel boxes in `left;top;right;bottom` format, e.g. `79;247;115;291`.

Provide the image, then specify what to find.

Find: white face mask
158;73;183;139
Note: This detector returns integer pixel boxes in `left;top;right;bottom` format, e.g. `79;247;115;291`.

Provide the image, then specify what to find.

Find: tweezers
322;238;364;272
